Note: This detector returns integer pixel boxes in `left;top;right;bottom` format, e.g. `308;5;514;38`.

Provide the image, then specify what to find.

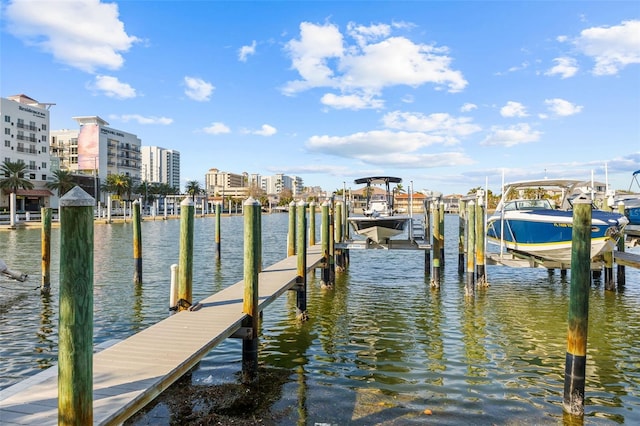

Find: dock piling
309;201;316;246
41;207;51;294
242;197;261;382
169;264;178;312
617;202;625;288
133;200;142;285
215;202;221;261
563;197;592;417
466;200;476;294
335;202;344;272
320;201;331;288
458;200;466;275
177;197;195;311
475;195;486;287
288;201;296;257
58;186;95;425
431;201;441;288
296;200;308;320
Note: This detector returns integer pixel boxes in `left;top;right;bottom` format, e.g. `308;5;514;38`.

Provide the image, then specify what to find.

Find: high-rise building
205;168;248;197
140;146;180;190
1;94;54;211
50;116;141;203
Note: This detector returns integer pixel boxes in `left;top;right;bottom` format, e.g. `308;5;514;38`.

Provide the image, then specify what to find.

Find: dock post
335;202;343;272
288;200;296;257
107;195;112;223
215;202;222;261
242;197;261;382
458;200;466;275
563;197;592;417
475;195;486;287
41;207;51;295
133;200;142;285
320;201;331;288
296;200;308;320
466;200;476;295
431;201;441;288
439;201;445;266
603;249;614;291
329;197;336;285
178;197;194;311
309;201;316;246
424;202;431;274
169;263;178;313
617;202;625;288
58;187;94;425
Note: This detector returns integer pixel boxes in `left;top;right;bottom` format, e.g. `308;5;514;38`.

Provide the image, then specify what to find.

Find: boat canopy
354;176;402;185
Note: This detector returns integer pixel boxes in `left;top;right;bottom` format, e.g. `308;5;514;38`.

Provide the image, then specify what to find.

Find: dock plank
0;246;323;425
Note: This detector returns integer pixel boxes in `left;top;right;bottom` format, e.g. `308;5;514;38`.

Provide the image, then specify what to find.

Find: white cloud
252;124;277;136
480;123;541;147
500;101;528;118
5;0;139;73
184;76;214;101
545;57;579;79
544;98;583;117
112;114;173;125
283;21;467;108
320;93;384;110
90;75;136;99
382;111;481;145
238;40;257;62
460;103;477;112
572;20;640;76
203;122;231;135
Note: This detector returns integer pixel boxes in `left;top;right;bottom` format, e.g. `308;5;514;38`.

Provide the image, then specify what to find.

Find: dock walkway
0;246;324;425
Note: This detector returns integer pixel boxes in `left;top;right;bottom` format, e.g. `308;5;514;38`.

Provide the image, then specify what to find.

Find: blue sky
1;0;639;195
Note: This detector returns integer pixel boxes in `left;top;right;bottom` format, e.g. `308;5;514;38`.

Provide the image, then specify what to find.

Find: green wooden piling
335;202;343;271
178;197;195;311
215;202;221;261
431;201;441;288
296;200;308;320
563;198;592;417
41;207;51;295
439;201;445;266
329;198;336;285
133;200;142;285
309;201;316;246
475;198;486;287
242;197;261;382
458;200;466;275
617;203;625;288
288;200;296;257
466;200;476;294
321;201;331;288
58;187;94;425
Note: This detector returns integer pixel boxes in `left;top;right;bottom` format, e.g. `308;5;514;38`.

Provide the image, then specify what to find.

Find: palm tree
0;160;33;226
102;173;132;200
46;169;75;197
185;180;202;202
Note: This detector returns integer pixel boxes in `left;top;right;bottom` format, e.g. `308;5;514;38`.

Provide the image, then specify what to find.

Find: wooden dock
0;246;324;425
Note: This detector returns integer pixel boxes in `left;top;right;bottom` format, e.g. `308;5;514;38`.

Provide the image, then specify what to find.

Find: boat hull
487;209;627;264
348;216;410;243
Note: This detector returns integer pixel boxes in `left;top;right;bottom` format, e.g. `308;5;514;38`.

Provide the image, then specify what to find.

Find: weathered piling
431;201;441;288
466;200;476;294
335;202;344;271
133;200;142;285
296;200;308;320
178;197;194;311
320;201;331;288
424;202;431;274
563;197;592;417
242;197;261;382
603;248;614;291
617;202;625;288
58;187;94;424
309;201;316;246
215;202;222;261
41;207;51;294
458;200;466;275
439;201;445;266
288;200;296;257
475;196;486;287
329;198;336;285
107;195;112;222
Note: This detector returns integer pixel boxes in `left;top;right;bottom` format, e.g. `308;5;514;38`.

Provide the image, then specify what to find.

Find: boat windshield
503;199;553;211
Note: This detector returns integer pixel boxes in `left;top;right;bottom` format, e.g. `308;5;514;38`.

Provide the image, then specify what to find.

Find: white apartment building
262;173;304;196
51;116;141;203
140;146;180;190
205;168;248;197
1;94;54;211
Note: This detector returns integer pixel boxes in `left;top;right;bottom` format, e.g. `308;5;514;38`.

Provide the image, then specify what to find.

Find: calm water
1;214;639;425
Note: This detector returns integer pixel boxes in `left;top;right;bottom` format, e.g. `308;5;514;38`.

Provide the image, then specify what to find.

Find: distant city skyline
2;0;638;195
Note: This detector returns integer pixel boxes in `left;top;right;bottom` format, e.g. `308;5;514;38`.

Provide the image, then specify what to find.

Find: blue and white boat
616;169;640;226
487;179;628;264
